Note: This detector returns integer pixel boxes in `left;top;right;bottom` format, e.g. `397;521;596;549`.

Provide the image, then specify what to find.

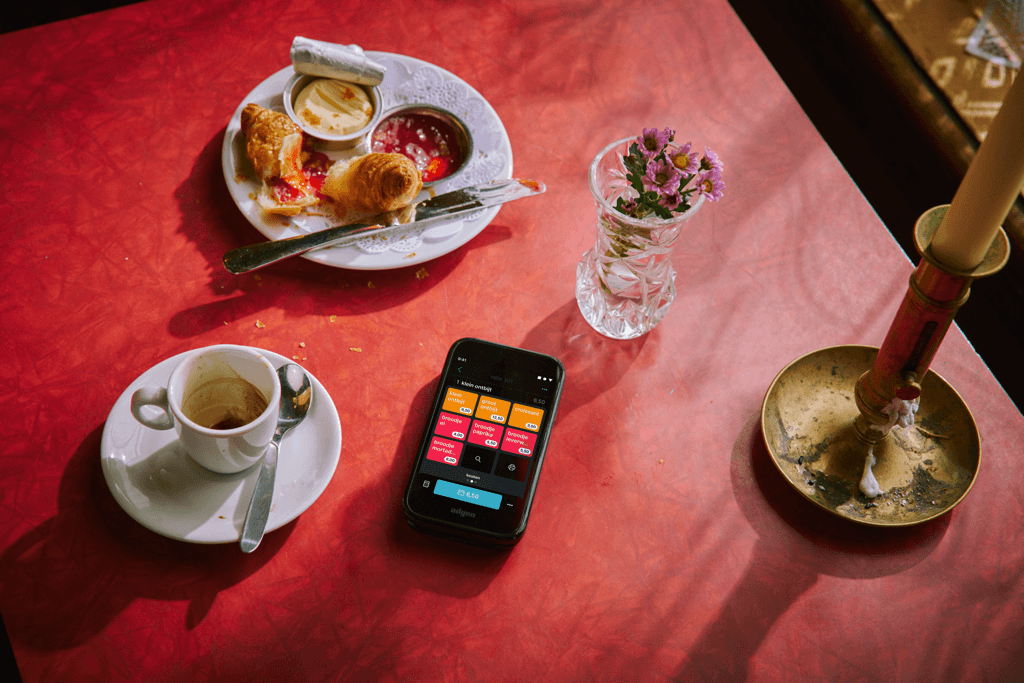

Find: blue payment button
434;480;501;510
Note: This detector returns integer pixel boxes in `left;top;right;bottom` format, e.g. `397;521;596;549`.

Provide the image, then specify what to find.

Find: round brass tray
761;345;980;526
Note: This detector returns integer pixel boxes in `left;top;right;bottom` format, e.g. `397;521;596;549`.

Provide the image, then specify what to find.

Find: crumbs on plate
415;268;429;280
350;347;362;352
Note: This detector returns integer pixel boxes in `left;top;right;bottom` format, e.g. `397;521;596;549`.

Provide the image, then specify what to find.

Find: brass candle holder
761;205;1010;526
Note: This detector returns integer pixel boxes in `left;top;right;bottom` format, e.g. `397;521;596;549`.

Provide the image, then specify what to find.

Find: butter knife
223;178;545;274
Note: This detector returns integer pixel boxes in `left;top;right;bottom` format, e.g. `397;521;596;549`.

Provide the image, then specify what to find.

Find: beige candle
931;72;1024;271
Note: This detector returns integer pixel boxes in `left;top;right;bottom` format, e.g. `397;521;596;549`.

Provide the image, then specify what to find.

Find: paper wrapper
290;37;386;86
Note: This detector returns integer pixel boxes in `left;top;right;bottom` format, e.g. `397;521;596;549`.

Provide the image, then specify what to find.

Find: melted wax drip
859;398;920;498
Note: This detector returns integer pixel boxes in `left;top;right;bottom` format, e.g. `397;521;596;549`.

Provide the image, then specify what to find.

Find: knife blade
223;178;545;274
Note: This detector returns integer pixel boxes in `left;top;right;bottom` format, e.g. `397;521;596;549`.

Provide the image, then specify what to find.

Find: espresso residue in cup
209;414;254;430
183;377;269;430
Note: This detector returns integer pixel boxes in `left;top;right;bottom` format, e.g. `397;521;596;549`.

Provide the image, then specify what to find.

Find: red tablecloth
2;0;1023;681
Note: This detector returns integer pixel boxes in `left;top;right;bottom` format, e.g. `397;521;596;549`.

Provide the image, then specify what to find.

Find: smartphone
403;338;565;548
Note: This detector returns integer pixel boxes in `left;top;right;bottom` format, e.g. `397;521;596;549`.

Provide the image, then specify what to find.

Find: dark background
2;1;140;33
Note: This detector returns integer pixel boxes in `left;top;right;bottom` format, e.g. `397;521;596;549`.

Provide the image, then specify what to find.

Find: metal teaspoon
240;363;312;553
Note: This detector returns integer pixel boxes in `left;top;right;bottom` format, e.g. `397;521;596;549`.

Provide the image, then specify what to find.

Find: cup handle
130;386;175;430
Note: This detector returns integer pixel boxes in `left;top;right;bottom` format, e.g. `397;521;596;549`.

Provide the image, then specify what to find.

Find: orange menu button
442;387;478;416
508;403;544;431
476;395;511;423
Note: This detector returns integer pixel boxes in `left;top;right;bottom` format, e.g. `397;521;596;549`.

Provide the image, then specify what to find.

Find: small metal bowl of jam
283;73;382;150
367;104;473;186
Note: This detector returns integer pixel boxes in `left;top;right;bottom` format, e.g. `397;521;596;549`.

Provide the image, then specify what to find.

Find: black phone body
403;338;565;548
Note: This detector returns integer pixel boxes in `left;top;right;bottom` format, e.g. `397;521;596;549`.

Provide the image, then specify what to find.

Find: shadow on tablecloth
0;424;293;650
672;412;950;681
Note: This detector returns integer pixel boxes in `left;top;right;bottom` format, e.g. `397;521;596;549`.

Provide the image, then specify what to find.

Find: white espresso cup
130;345;281;473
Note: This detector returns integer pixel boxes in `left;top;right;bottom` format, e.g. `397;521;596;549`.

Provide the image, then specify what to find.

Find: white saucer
101;347;342;544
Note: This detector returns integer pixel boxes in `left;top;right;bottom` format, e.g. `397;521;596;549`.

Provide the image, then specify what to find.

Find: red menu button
500;428;537;457
426;436;463;466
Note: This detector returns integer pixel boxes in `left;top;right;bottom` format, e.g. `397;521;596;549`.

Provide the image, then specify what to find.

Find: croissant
240;103;318;215
320;152;423;215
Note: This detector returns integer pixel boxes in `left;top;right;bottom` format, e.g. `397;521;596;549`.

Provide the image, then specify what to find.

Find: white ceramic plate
221;51;514;270
101;348;342;544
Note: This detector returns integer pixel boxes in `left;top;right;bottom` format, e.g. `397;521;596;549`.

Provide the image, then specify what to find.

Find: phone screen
403;338;564;547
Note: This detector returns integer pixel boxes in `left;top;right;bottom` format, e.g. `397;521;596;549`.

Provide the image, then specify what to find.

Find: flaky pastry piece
320;152;423;215
240;103;318;216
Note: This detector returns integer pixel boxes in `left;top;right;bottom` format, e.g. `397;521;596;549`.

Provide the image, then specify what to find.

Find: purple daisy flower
696;168;725;202
638;127;674;157
658;191;683;211
700;146;724;172
618;197;639;216
642;157;682;194
670;142;698;175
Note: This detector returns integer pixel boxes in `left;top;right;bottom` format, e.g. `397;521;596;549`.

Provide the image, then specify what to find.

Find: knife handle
223;223;377;274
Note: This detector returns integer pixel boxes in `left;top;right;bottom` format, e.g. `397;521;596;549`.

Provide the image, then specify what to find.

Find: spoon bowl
240;363;312;552
275;364;313;433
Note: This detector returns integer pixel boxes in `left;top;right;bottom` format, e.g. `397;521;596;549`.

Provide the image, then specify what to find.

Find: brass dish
761;345;980;526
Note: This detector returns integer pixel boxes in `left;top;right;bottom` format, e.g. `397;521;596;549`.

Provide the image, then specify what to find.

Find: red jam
270;177;303;203
271;149;332;202
303;150;331;194
370;111;466;182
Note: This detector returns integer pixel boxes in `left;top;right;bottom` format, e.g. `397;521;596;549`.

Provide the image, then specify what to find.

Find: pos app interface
415;359;556;511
